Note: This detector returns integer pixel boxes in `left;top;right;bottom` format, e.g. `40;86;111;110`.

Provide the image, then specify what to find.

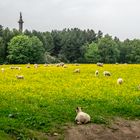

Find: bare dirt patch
64;118;140;140
46;118;140;140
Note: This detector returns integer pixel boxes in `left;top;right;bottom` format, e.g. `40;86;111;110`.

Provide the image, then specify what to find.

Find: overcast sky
0;0;140;40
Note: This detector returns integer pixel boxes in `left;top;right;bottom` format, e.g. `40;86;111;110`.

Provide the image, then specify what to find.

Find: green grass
0;64;140;139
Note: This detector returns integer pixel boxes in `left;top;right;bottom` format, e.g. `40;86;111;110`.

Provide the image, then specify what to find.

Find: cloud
0;0;140;40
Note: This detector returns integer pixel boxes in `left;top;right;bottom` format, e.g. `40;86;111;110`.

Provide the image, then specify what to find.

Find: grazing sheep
56;62;65;67
97;62;103;67
56;63;60;67
1;68;5;72
75;107;91;125
34;64;38;68
95;70;99;76
75;63;80;66
60;62;65;66
16;75;24;79
117;78;123;84
15;67;19;69
63;65;68;68
26;64;30;68
44;63;48;67
74;69;80;73
103;71;111;76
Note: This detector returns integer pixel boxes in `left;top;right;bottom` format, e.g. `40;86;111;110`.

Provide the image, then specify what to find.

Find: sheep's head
76;107;82;113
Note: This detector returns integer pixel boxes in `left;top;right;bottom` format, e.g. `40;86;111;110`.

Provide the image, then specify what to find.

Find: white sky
0;0;140;40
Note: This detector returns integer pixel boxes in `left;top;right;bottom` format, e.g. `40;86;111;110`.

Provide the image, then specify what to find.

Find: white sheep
117;78;123;85
63;65;68;68
44;63;48;67
74;69;80;73
97;62;103;67
34;64;38;68
16;75;24;79
95;70;99;76
103;71;111;76
1;68;5;72
75;63;80;66
75;107;91;124
26;64;30;68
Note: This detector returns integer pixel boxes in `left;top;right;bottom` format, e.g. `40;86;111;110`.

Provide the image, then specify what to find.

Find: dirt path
47;118;140;140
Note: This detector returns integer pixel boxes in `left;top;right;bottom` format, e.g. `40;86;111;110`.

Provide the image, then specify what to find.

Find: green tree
84;42;100;63
0;37;5;63
7;35;45;64
98;34;120;63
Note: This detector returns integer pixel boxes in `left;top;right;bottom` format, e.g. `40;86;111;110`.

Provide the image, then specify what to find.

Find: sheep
10;66;15;69
16;75;24;79
15;67;21;70
75;63;80;66
56;62;65;67
75;107;91;125
26;64;30;68
44;63;48;67
63;65;68;68
97;62;103;67
74;69;80;73
95;70;99;76
59;62;65;66
34;64;38;68
117;78;123;85
103;71;111;76
56;63;60;67
1;68;5;72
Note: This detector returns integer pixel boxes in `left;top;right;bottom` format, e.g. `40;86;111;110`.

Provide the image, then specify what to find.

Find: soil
47;118;140;140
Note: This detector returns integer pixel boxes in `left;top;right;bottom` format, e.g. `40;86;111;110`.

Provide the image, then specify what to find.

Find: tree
0;37;5;63
98;34;120;63
7;35;45;64
84;42;100;63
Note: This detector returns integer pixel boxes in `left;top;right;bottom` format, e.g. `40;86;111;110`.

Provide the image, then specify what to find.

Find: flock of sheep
0;62;139;125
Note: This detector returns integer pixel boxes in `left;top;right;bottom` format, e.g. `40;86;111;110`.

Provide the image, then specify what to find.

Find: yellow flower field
0;64;140;139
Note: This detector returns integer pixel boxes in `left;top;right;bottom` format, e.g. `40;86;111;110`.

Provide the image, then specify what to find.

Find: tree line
0;25;140;64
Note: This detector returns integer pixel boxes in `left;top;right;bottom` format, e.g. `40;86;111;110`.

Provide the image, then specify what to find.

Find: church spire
18;12;24;32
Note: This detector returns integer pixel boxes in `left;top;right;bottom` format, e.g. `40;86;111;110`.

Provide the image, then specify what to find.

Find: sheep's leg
76;121;82;125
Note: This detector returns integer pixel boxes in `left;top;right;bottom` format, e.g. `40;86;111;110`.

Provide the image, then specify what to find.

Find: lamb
75;107;91;124
117;78;123;85
74;69;80;73
16;75;24;79
97;62;103;67
95;70;99;76
103;71;111;76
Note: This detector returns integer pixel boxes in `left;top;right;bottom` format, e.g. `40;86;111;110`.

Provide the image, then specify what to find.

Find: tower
18;12;24;32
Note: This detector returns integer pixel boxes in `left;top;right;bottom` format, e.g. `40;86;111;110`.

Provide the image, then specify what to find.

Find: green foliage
44;52;59;63
98;34;120;63
84;42;100;63
7;35;45;64
0;37;5;63
0;25;140;64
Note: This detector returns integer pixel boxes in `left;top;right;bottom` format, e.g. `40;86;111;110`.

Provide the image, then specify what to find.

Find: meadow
0;64;140;139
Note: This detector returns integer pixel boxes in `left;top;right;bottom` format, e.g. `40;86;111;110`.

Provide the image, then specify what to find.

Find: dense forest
0;25;140;64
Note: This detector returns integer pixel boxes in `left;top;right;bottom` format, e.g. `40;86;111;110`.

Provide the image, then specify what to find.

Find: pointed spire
18;12;24;32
